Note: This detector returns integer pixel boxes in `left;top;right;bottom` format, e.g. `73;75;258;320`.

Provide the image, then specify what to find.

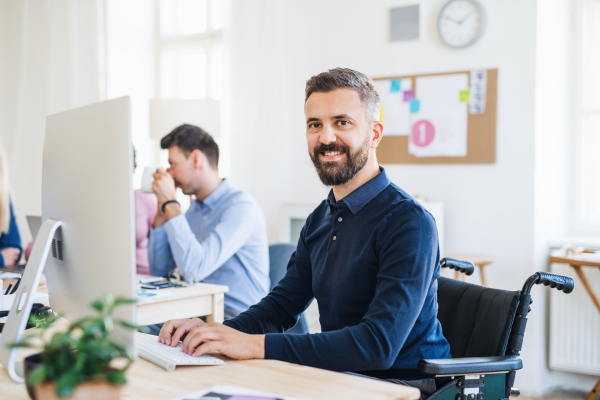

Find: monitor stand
0;219;62;383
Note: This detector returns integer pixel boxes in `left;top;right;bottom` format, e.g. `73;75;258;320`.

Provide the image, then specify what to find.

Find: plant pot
24;352;43;400
34;381;122;400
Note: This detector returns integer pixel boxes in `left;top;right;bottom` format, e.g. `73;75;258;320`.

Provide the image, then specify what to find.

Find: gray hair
305;68;380;121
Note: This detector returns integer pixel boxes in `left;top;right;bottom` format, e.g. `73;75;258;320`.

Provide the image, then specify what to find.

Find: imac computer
0;97;137;382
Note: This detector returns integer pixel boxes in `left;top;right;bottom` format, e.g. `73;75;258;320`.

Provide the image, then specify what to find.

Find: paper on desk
373;79;412;136
169;385;310;400
135;289;177;299
0;272;21;280
408;74;468;157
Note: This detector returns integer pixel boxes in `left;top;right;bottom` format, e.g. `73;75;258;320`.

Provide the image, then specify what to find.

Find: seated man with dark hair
148;124;270;319
157;69;451;397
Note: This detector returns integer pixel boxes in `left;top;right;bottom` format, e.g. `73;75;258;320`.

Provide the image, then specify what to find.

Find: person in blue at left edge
157;68;451;397
0;142;22;268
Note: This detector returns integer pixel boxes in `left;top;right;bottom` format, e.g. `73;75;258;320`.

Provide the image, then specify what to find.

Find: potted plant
13;293;140;400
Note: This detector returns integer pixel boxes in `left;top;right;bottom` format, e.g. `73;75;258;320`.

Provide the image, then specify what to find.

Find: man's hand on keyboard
181;322;265;360
158;317;206;346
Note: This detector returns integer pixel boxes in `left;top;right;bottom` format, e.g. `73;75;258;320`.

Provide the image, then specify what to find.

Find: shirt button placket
333;211;340;241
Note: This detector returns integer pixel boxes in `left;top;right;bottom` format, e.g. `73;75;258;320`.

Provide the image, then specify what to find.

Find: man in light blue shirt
148;124;270;318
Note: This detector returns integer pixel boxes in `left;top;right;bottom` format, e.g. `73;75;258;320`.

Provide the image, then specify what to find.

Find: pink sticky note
411;120;435;147
403;89;415;102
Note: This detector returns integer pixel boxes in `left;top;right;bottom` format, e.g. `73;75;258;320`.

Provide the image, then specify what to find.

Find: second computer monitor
42;97;136;347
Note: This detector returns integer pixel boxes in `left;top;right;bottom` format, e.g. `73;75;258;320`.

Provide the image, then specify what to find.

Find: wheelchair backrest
436;277;522;358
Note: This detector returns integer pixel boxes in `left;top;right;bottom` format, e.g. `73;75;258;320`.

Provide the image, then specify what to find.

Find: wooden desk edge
0;332;421;400
549;255;600;268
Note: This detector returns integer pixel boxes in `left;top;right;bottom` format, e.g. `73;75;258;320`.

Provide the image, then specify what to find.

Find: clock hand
457;12;473;25
443;16;460;24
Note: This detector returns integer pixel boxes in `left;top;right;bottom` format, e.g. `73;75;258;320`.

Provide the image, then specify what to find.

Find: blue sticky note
390;79;401;93
410;99;420;113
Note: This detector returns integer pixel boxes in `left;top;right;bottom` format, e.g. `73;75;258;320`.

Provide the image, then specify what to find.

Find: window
574;0;600;232
156;0;223;100
155;0;227;206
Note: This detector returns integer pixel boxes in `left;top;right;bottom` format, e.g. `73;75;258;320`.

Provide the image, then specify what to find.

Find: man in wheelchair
157;68;575;400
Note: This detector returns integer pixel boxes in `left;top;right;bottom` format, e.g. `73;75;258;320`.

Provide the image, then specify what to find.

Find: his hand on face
179;322;265;360
158;317;206;346
1;248;20;267
152;169;177;205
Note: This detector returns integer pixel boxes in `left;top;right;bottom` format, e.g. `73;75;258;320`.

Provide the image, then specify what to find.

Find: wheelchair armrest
417;355;523;376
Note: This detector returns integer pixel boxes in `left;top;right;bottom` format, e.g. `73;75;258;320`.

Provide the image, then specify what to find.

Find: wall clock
438;0;485;48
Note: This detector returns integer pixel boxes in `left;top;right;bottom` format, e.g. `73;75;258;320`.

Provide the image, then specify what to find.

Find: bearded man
157;68;451;396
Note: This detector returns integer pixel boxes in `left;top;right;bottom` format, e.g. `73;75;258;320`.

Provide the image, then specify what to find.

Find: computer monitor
0;97;137;382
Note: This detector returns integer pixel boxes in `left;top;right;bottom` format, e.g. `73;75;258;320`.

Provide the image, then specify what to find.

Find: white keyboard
136;336;225;372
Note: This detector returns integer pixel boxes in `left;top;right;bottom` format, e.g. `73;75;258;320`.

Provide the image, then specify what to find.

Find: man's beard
309;135;370;186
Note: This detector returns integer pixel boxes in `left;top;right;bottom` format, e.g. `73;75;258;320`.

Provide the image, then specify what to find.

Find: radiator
549;262;600;375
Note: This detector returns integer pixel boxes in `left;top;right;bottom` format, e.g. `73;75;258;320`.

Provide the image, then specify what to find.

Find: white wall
535;0;598;393
228;0;590;395
0;0;104;246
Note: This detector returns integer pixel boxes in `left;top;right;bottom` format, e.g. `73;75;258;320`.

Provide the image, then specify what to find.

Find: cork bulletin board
374;68;497;164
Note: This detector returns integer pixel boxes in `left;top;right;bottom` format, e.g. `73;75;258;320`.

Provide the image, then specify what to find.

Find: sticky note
459;89;470;103
403;89;415;102
409;99;420;113
390;79;401;92
379;103;384;122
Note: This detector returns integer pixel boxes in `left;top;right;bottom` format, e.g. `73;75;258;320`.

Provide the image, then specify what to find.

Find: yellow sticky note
459;89;470;103
380;103;384;122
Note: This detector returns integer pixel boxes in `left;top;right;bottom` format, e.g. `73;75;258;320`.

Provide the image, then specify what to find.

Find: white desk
9;275;230;326
136;281;228;325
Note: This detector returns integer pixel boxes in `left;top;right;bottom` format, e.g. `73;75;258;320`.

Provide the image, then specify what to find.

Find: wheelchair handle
440;258;475;276
522;272;574;295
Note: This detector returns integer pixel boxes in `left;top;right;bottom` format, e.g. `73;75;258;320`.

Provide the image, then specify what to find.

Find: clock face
438;0;484;48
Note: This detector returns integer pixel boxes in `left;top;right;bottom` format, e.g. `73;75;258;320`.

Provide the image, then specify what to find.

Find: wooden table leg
454;270;460;281
584;377;600;400
479;265;488;287
205;292;224;323
572;265;600;314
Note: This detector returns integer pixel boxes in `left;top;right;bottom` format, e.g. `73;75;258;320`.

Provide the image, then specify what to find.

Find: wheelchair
417;258;575;400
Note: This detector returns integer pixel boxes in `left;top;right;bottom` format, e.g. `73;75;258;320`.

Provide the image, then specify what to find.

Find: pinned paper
408;73;468;157
373;79;412;135
469;70;487;114
459;89;470;103
409;99;420;113
379;103;384;122
390;79;401;92
403;89;415;102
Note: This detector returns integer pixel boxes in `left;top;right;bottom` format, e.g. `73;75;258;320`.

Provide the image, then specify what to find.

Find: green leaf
113;297;136;305
55;370;80;398
103;316;114;333
27;365;47;386
7;340;34;348
102;293;115;313
90;300;104;312
117;320;148;333
104;370;126;385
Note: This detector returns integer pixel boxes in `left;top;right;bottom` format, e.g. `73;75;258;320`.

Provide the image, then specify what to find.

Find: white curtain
0;0;105;244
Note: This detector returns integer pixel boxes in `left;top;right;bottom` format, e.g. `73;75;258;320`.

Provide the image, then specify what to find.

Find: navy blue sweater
224;168;450;379
0;200;22;267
